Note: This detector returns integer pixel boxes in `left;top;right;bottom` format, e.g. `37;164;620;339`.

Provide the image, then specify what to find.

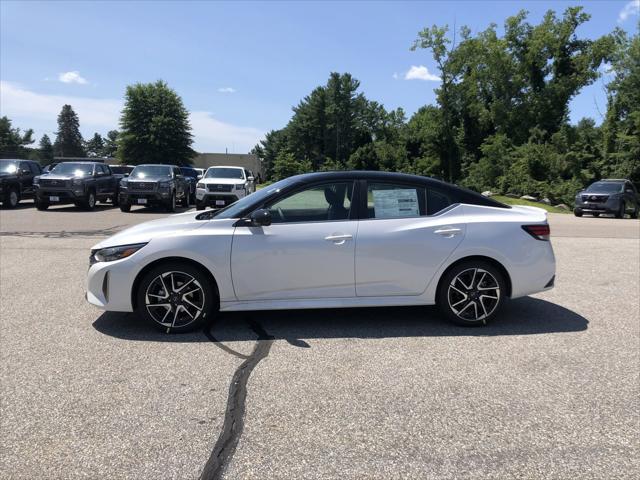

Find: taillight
522;224;550;241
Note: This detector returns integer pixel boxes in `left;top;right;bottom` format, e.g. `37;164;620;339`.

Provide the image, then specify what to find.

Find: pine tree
85;133;105;157
39;134;54;163
54;105;85;157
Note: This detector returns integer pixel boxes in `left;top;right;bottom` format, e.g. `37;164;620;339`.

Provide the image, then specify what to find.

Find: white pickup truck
195;165;255;210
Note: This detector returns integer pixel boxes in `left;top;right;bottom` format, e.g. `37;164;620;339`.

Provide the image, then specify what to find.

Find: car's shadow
92;297;588;345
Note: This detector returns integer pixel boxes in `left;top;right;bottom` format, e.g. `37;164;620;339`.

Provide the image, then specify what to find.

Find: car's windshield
0;160;18;173
586;182;623;194
130;165;172;178
205;167;244;179
180;167;198;178
205;177;297;219
51;163;94;177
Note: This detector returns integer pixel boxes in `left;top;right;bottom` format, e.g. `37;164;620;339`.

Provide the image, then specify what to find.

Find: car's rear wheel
573;208;583;217
437;261;506;327
136;262;216;333
4;187;19;208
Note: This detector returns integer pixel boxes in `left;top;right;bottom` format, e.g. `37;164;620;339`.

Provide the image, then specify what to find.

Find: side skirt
220;295;435;312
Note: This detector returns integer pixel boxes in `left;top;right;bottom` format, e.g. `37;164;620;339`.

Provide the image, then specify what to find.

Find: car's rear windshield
205;167;244;179
51;163;94;176
586;182;623;194
130;165;171;178
0;160;18;173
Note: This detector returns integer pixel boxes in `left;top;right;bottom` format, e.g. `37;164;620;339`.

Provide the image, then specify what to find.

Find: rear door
355;181;466;297
231;181;358;300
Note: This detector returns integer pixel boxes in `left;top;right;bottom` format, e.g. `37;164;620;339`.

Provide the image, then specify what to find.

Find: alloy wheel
88;192;96;208
447;268;500;322
9;190;18;207
144;271;205;328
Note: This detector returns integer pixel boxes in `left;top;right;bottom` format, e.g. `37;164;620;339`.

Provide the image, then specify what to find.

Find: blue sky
1;1;638;153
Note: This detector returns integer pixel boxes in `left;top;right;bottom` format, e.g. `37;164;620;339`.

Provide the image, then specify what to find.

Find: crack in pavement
200;319;274;480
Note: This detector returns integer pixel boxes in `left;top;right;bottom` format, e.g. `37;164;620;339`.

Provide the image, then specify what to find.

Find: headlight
120;180;128;188
72;179;83;186
197;182;205;189
33;177;40;185
235;183;245;190
158;181;171;190
91;243;147;264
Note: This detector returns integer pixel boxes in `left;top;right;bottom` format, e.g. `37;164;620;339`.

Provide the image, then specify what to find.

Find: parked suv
180;166;201;204
118;164;189;212
574;179;639;218
35;161;119;210
0;159;42;208
195;166;255;210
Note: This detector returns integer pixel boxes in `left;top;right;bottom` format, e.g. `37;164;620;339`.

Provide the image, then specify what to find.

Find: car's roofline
206;165;245;170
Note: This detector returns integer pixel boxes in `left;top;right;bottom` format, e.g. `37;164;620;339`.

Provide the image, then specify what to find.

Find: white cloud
404;65;441;82
217;87;236;93
618;0;639;23
58;71;88;85
189;111;262;153
0;81;262;153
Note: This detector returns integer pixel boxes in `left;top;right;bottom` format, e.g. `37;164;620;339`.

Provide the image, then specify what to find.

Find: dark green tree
85;133;105;157
118;80;194;165
0;116;34;158
38;134;54;163
102;130;119;158
54;105;85;157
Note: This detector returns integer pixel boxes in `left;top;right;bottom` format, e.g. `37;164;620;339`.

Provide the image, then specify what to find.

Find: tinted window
205;167;244;179
267;182;354;223
427;187;454;215
51;163;94;177
180;167;198;178
366;182;426;219
130;165;172;178
29;162;41;175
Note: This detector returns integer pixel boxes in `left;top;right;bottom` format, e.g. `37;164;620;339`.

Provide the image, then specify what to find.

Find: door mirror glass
249;208;272;227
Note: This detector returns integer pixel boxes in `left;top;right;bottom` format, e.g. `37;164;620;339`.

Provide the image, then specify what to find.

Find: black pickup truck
0;159;43;208
35;161;119;210
118;164;190;212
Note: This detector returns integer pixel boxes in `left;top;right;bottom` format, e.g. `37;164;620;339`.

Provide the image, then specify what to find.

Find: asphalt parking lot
1;201;638;479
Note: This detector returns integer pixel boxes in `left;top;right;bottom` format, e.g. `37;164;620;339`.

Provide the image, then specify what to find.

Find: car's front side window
366;182;426;219
267;182;354;224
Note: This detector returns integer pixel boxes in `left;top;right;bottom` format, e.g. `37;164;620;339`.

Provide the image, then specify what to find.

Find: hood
92;210;208;250
199;177;244;185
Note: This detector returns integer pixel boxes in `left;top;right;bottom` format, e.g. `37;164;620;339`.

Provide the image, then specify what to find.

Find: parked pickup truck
35;161;119;210
0;159;43;208
118;164;189;212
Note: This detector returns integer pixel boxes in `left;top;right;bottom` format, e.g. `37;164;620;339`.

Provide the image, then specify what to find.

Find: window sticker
372;188;419;218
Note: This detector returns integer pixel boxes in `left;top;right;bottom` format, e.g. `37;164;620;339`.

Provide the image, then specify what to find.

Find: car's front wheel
3;187;20;208
166;192;176;212
437;261;506;326
136;262;216;333
573;208;583;217
616;202;625;219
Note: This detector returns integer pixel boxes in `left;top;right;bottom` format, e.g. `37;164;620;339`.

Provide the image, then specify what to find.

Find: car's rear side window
366;183;427;219
427;187;455;215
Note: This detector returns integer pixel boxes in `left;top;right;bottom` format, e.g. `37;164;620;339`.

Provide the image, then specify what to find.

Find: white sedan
87;171;555;333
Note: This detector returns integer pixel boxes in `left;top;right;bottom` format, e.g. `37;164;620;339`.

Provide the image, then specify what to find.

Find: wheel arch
130;256;220;311
436;255;512;299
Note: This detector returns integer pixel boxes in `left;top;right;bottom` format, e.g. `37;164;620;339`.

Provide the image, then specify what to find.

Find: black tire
135;261;217;333
112;193;120;207
120;202;131;212
592;212;599;217
3;187;20;209
83;190;96;211
180;191;189;208
35;199;49;211
196;200;206;211
190;192;196;205
165;192;176;212
631;207;638;219
437;260;506;327
573;208;583;217
615;202;625;219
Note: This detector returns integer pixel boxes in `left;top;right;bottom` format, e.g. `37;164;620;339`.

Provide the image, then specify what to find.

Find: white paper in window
372;189;419;218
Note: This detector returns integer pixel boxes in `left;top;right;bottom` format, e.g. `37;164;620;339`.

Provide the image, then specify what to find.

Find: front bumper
36;188;86;204
87;257;139;312
196;188;242;207
574;199;620;214
119;190;172;206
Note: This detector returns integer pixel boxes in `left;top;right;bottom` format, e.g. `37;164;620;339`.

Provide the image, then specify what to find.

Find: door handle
324;234;353;245
434;227;462;237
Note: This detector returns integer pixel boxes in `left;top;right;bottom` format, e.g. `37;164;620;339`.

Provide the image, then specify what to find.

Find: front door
231;181;357;300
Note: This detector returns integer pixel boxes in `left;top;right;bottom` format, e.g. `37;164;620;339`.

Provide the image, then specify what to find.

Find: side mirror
247;176;255;182
197;174;203;180
124;172;130;177
249;208;272;227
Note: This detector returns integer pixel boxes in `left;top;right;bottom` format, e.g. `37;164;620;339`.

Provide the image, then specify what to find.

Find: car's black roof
285;170;507;209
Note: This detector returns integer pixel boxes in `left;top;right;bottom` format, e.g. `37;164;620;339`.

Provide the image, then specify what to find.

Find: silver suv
195;166;255;210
